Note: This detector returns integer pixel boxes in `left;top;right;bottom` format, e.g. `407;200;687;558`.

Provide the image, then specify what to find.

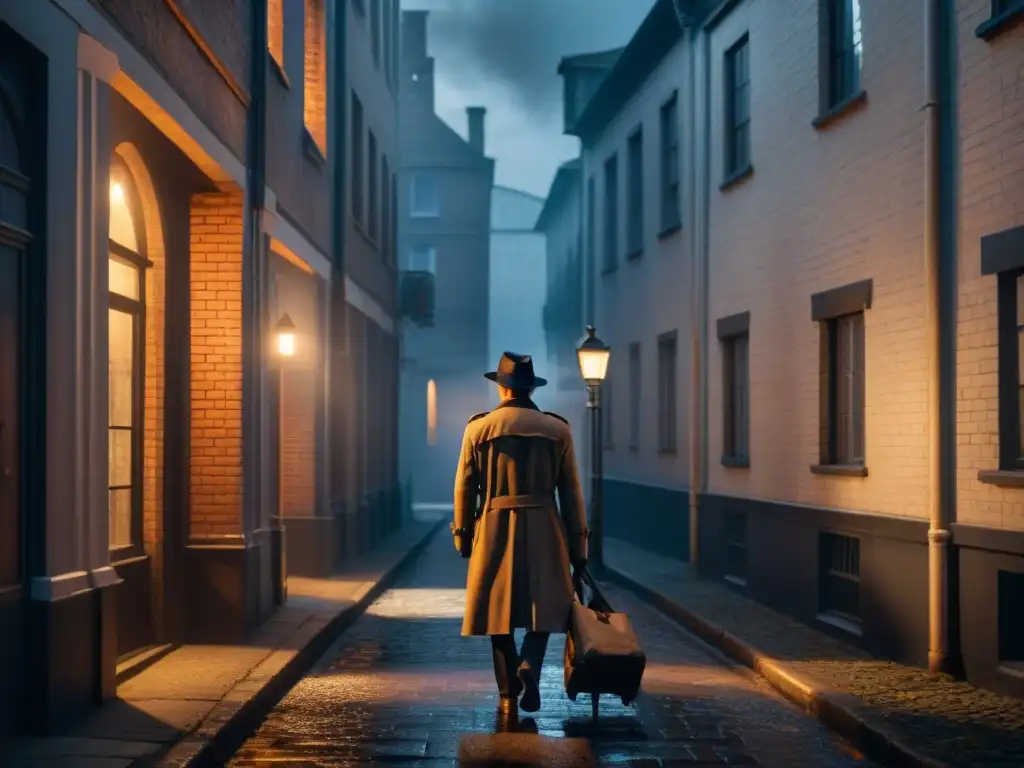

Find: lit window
304;0;327;156
268;0;284;66
426;379;437;446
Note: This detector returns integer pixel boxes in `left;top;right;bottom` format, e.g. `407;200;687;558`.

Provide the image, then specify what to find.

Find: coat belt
485;494;554;511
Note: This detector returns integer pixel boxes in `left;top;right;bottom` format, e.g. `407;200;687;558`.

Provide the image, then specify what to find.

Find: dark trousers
490;632;550;696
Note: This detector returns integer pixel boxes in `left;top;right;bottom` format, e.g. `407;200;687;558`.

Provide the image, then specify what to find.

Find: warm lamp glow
110;181;125;205
577;326;611;384
276;313;297;358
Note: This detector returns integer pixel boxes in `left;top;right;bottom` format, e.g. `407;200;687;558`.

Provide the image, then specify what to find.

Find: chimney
403;10;428;61
467;107;486;154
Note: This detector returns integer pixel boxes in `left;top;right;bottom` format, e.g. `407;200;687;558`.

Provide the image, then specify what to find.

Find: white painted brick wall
706;0;931;518
955;0;1024;529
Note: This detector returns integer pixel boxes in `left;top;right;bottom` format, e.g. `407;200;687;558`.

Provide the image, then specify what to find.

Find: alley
229;531;872;767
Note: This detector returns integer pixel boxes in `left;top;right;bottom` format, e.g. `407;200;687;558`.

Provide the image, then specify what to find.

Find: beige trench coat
453;399;588;637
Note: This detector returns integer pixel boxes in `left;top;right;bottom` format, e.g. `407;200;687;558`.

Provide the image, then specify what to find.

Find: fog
402;0;656;196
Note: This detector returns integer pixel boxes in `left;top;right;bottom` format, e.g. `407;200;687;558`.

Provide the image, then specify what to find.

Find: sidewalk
605;538;1024;768
4;519;442;768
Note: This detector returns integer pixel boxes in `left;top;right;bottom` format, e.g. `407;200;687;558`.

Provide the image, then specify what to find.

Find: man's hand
451;522;473;559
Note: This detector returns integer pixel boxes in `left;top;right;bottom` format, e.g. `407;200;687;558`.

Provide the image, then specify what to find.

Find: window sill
354;219;379;250
110;546;149;566
721;455;750;469
658;447;678;456
302;129;327;169
270;56;290;89
410;210;440;219
812;89;867;131
998;662;1024;680
658;221;682;240
723;574;747;588
816;612;863;637
810;463;868;478
626;247;643;262
976;4;1024;40
720;163;753;192
978;469;1024;487
600;264;617;276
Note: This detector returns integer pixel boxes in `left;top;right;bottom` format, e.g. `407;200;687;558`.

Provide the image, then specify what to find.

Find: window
108;161;149;553
628;342;641;450
586;175;596;321
724;35;751;179
390;173;398;265
819;532;861;631
410;173;439;217
722;331;750;465
381;156;390;260
723;511;748;586
408;245;436;274
818;312;865;466
426;379;437;446
657;331;677;453
603;154;618;273
821;0;863;110
383;0;393;85
268;0;284;67
368;130;378;240
602;377;614;449
998;570;1024;662
351;93;363;222
371;0;381;68
303;0;327;156
660;93;680;231
627;128;643;258
996;271;1024;470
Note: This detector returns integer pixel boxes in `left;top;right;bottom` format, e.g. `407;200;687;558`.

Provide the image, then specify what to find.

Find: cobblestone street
228;532;873;767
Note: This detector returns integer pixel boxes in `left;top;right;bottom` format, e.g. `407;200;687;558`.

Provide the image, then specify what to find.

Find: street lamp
272;313;296;606
577;325;611;573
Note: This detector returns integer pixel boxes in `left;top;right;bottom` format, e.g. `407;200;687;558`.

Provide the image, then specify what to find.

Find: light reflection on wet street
229;532;873;767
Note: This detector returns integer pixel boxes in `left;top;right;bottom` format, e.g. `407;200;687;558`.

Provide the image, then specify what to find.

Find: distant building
398;10;495;509
489;186;549;408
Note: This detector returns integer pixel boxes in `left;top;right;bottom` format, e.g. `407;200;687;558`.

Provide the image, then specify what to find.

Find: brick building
397;10;495;510
564;0;1024;697
0;0;401;735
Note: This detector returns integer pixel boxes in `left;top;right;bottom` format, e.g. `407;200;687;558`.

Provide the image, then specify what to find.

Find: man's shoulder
466;411;490;425
543;411;569;425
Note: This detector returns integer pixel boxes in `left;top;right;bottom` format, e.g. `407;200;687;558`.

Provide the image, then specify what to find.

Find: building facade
397;10;495;510
489;185;548;405
0;0;401;736
565;0;695;560
563;0;1024;698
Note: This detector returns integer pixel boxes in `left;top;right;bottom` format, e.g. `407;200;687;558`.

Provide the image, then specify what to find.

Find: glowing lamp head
576;325;610;385
110;181;125;205
276;313;296;358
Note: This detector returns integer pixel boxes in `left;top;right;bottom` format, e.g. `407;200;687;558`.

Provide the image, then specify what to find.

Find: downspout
924;0;956;674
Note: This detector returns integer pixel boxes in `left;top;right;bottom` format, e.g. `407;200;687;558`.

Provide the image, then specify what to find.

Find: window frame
659;91;681;233
602;153;618;274
723;34;751;181
381;156;390;262
409;173;440;218
302;0;328;158
820;0;863;113
408;244;436;274
818;311;865;469
626;127;644;259
351;92;364;223
657;330;678;454
997;269;1024;471
719;312;750;468
628;341;641;451
367;129;378;241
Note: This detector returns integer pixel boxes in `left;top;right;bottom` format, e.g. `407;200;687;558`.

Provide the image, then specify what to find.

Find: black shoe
517;666;540;713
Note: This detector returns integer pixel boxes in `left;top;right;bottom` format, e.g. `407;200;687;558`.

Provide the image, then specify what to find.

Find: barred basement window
723;511;748;586
818;532;861;632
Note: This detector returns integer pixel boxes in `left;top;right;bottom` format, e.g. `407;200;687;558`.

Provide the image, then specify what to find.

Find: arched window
108;158;149;552
0;82;29;589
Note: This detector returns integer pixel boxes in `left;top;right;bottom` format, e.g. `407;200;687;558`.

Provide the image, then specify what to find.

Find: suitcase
563;569;646;718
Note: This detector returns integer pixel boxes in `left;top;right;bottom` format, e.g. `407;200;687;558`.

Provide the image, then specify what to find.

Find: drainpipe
924;0;954;675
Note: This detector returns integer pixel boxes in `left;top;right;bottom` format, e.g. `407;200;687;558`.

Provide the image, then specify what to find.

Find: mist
403;0;656;196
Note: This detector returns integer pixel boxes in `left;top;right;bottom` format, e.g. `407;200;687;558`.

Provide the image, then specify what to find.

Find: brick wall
281;367;316;516
704;0;929;518
955;0;1024;529
189;192;244;537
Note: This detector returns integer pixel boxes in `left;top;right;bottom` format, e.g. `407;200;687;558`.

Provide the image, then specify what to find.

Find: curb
603;564;947;768
153;519;444;768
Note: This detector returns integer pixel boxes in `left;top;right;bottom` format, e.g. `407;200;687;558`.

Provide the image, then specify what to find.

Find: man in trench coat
451;351;589;714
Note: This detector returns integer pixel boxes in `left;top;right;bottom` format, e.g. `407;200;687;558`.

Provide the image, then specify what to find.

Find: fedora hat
484;351;547;389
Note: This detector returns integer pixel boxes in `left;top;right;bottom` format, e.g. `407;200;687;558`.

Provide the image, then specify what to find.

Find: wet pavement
229;533;874;767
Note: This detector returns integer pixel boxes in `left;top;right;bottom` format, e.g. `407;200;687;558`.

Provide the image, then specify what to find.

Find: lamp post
273;313;296;606
576;325;611;573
